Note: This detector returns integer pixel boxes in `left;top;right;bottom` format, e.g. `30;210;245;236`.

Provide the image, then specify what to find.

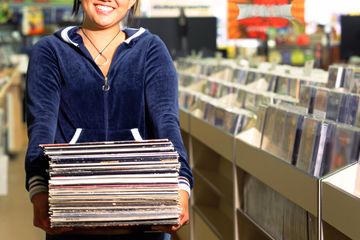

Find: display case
190;115;235;240
175;58;358;240
0;67;24;155
176;108;356;240
322;163;360;240
235;139;319;216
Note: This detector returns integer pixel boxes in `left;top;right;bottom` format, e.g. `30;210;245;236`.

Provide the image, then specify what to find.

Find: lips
95;4;114;14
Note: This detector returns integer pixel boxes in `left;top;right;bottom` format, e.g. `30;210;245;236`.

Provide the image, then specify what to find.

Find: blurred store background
0;1;360;240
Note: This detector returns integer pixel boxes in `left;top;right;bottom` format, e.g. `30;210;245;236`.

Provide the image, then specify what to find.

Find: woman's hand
31;192;72;234
152;189;190;234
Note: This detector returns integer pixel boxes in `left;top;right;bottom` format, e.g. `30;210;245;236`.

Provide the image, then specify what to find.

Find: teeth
96;5;113;12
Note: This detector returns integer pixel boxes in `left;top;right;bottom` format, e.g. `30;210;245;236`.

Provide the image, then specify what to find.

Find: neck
81;21;121;40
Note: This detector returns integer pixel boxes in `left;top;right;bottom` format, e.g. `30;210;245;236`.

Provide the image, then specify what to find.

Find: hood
54;26;147;48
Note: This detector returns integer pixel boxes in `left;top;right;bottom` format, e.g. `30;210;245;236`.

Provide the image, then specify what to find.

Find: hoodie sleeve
144;35;193;195
25;37;61;199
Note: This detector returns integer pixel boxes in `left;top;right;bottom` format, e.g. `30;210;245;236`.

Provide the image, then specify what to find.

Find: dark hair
72;0;81;16
72;0;140;19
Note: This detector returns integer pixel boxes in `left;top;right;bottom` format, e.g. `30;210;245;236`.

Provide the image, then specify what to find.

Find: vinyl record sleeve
243;91;258;112
205;102;216;125
269;108;287;159
50;168;180;177
313;87;329;120
281;111;303;163
338;94;360;125
289;78;301;99
290;113;304;166
261;106;277;153
348;67;360;94
51;219;179;228
214;106;226;128
223;109;240;135
235;89;246;108
283;199;308;240
245;71;257;85
298;85;317;114
44;145;176;156
321;125;360;176
233;68;248;85
184;92;197;110
326;65;340;88
252;104;268;148
266;74;278;92
238;105;267;148
312;122;336;178
275;76;290;96
296;117;321;175
326;90;344;122
46;139;181;228
50;162;180;171
49;152;179;163
41;139;171;149
326;65;346;89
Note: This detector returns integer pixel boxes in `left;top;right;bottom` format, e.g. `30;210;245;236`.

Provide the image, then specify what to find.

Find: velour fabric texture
25;26;193;190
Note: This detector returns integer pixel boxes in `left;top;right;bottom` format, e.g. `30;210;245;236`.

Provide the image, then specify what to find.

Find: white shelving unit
322;163;360;240
0;67;24;155
235;139;319;216
177;108;354;240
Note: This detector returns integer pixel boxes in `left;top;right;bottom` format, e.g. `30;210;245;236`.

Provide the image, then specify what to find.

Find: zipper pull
103;76;110;91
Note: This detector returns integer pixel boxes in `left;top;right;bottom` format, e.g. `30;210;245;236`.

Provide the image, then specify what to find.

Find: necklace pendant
94;53;108;67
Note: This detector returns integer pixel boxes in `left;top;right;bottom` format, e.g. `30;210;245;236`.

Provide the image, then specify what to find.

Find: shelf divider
235;138;319;216
322;163;360;240
189;115;233;161
194;205;233;240
179;109;190;133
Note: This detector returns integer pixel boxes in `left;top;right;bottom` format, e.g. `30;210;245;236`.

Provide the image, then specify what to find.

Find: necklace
81;28;121;67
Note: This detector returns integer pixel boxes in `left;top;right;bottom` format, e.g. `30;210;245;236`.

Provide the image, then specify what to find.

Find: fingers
33;217;72;235
151;208;190;234
32;192;73;235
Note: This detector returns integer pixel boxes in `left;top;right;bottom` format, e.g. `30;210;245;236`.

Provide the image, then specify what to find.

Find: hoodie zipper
102;44;125;141
102;76;110;141
103;76;110;91
103;76;110;140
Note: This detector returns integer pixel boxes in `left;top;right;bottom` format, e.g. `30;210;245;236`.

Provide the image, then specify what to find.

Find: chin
92;17;120;28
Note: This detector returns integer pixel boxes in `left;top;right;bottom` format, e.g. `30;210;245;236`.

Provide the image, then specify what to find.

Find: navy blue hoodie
25;26;193;198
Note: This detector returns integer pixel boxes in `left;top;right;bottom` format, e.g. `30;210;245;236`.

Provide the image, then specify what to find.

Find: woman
25;0;193;239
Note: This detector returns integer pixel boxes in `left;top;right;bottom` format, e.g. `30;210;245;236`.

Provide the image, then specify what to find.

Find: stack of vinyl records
42;139;181;228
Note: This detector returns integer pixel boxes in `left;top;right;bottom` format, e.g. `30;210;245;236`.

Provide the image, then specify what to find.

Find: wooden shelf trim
235;139;319;216
237;208;276;240
189;115;234;161
193;168;234;205
193;205;233;240
179;109;190;133
322;182;360;240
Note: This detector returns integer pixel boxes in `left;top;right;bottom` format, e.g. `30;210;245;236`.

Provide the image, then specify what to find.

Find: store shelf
193;205;233;240
176;223;190;240
235;138;319;216
0;68;17;100
322;163;360;240
189;115;234;161
0;67;24;154
193;211;219;240
179;109;190;133
193;169;234;240
193;168;233;205
237;209;275;240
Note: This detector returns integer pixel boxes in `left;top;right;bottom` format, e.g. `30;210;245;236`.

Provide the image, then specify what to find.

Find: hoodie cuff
179;176;191;198
28;176;48;200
